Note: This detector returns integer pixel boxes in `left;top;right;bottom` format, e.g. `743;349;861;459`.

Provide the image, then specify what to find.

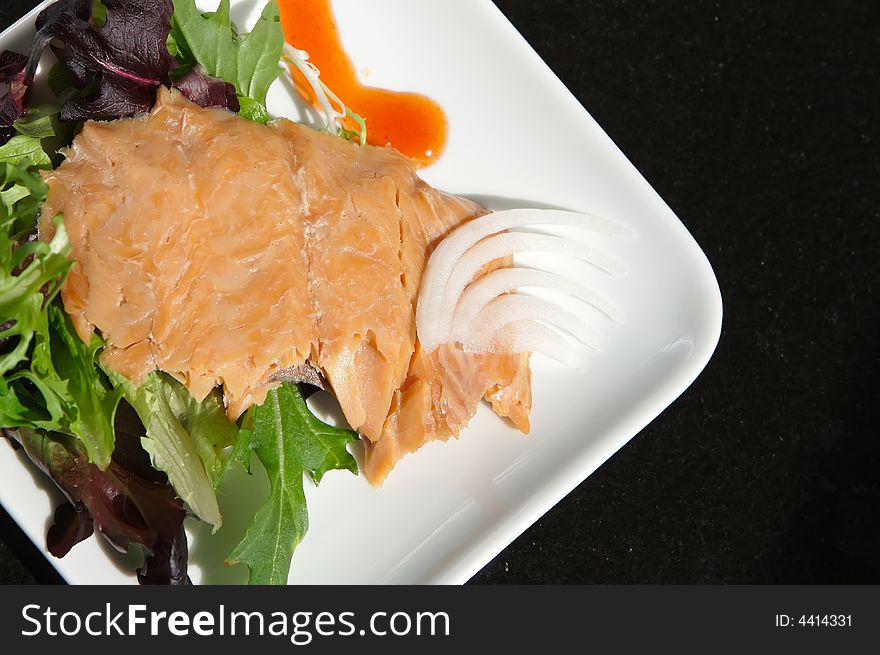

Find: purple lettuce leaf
22;0;236;123
46;501;94;557
5;400;191;585
0;51;29;143
138;523;189;585
173;65;240;111
28;0;174;120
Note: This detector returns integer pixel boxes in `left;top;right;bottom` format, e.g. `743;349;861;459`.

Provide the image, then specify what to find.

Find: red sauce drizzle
278;0;448;166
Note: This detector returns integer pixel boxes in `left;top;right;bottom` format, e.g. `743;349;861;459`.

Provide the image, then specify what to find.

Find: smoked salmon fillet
39;87;531;484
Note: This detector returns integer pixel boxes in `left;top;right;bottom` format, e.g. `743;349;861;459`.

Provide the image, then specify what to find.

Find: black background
1;0;877;585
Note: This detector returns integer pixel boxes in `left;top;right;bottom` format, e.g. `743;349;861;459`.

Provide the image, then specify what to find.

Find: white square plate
0;0;721;584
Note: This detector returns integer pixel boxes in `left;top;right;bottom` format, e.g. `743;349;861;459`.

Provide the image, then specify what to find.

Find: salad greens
228;383;358;585
27;0;184;120
0;130;188;585
0;0;364;585
170;0;284;123
40;306;122;467
11;0;251;125
107;369;238;530
0;138;68;376
0;133;50;169
12;90;83;166
12;104;64;140
0;51;28;142
17;423;190;585
0;138;121;469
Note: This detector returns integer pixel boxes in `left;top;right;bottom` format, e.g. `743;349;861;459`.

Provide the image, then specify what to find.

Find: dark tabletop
1;0;877;585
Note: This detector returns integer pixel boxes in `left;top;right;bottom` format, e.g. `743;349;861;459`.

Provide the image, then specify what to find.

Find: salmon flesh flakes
41;88;531;484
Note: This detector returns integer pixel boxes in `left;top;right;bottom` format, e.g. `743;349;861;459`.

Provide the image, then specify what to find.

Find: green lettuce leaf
0;304;70;429
0;217;68;316
216;421;255;483
0;134;51;170
13;103;80;167
236;95;272;124
1;130;125;470
170;0;284;123
12;106;58;140
226;383;358;584
46;306;122;467
106;369;239;529
1;304;122;469
0;167;50;241
0;139;69;375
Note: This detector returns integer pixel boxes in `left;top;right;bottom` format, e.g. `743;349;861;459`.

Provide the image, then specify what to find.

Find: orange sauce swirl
278;0;448;166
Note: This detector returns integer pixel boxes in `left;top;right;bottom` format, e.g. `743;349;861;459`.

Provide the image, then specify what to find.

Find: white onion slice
418;209;628;351
464;294;603;351
427;230;621;352
462;320;581;367
442;231;623;344
451;267;622;344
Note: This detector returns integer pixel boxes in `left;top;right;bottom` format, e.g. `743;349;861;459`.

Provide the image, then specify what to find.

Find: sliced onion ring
464;294;603;350
452;267;622;345
462;320;581;367
417;208;630;355
443;232;624;346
